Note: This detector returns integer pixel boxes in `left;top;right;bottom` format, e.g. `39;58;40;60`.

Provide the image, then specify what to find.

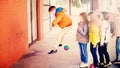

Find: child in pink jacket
76;12;89;67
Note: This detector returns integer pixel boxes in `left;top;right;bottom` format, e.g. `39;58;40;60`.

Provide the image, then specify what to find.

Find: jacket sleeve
52;13;64;26
100;22;105;45
77;24;88;36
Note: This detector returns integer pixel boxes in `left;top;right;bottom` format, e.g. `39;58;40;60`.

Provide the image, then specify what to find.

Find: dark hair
48;6;56;12
118;7;120;12
102;11;109;20
80;12;88;22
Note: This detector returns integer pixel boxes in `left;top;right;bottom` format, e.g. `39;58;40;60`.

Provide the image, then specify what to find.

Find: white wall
27;0;32;44
28;0;38;44
32;0;37;40
99;0;118;12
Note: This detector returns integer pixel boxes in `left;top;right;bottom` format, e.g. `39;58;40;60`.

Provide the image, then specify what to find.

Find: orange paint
0;0;28;68
37;0;44;40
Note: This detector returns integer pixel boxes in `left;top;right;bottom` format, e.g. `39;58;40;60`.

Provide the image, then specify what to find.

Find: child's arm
77;24;88;36
100;22;105;46
52;13;64;27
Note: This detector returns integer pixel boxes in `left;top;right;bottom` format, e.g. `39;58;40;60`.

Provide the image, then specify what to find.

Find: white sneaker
80;62;88;67
104;62;112;67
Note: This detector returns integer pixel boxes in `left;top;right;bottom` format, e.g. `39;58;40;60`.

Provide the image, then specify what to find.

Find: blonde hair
88;12;101;28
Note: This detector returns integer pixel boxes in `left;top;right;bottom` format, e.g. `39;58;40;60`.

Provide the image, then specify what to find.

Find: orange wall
37;0;44;40
0;0;28;68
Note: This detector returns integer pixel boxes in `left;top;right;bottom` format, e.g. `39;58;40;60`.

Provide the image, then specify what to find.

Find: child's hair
88;11;101;28
48;6;56;12
80;12;88;22
101;11;109;20
117;7;120;12
88;12;94;16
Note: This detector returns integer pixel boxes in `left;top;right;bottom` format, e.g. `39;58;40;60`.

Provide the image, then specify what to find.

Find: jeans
98;43;110;63
116;37;120;60
78;42;88;63
90;42;99;67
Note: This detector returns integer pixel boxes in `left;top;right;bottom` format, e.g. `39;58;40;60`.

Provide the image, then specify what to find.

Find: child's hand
93;45;96;48
51;25;57;30
100;42;103;46
100;44;103;46
111;33;115;38
52;23;55;27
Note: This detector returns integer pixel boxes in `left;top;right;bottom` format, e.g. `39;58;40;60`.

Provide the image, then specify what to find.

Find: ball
64;45;69;50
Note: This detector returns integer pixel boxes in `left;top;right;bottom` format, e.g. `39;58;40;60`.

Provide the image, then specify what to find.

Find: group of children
76;11;110;68
48;6;120;68
76;11;120;68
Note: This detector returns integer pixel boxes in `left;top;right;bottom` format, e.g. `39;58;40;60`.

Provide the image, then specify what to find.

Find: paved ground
11;16;118;68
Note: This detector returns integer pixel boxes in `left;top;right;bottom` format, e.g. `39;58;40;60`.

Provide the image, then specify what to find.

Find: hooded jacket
76;22;89;43
52;7;72;29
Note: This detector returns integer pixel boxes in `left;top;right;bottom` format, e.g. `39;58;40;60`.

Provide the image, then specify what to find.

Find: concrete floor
11;16;118;68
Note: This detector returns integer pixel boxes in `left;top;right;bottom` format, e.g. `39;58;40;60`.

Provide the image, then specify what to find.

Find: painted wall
0;0;28;68
92;0;99;10
38;0;44;40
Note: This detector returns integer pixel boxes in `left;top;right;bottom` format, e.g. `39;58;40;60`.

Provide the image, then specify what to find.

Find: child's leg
116;37;120;60
90;43;98;67
82;43;88;63
79;43;84;62
102;43;110;63
98;43;104;63
54;26;72;49
79;43;88;63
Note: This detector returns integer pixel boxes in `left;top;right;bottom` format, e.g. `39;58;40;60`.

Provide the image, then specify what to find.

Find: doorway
28;0;38;46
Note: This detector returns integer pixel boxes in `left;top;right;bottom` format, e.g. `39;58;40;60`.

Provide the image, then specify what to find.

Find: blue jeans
90;42;99;67
98;43;110;63
116;37;120;60
78;42;88;63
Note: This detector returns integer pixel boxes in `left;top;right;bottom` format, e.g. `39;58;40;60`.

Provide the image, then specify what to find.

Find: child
48;6;72;54
88;12;101;68
112;8;120;64
98;12;112;67
76;12;89;67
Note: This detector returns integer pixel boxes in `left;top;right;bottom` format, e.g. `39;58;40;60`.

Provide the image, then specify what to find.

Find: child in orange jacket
48;6;72;54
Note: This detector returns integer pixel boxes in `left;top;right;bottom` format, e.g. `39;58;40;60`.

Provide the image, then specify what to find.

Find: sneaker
80;62;88;68
99;62;105;67
104;62;112;67
48;49;57;54
58;44;62;47
112;59;120;64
